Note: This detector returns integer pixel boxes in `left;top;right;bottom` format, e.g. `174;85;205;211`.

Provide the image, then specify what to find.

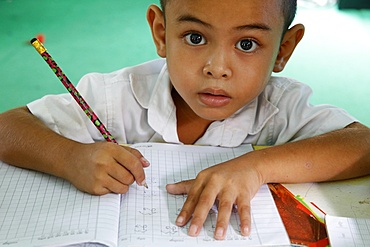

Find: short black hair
159;0;297;33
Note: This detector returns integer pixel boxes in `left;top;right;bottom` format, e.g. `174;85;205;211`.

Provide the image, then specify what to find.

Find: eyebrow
176;14;272;32
177;15;212;28
235;23;271;32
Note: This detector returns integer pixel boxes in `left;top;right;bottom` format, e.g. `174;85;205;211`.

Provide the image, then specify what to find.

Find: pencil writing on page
30;38;148;189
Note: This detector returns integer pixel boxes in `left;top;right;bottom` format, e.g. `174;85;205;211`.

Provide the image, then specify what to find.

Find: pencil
30;38;117;143
30;38;148;189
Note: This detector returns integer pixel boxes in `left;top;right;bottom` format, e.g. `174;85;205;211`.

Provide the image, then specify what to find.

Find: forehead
165;0;284;32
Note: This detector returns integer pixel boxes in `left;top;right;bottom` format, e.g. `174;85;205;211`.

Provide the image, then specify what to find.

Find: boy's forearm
0;107;78;179
249;122;370;184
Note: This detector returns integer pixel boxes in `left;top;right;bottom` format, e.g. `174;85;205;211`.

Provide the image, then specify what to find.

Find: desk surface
284;175;370;219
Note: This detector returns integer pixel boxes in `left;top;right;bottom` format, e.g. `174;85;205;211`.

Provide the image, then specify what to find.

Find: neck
172;89;212;144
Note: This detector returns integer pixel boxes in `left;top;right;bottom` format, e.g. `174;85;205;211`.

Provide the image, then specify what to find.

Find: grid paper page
326;215;370;247
0;161;120;247
118;143;290;246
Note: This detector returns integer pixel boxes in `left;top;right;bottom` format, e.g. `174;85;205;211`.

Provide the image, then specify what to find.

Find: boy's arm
167;122;370;239
257;122;370;182
0;107;149;195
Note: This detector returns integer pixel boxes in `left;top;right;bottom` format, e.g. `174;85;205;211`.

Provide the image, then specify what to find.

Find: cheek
232;62;271;102
166;54;201;90
236;82;264;105
166;62;191;97
247;55;275;85
166;38;205;72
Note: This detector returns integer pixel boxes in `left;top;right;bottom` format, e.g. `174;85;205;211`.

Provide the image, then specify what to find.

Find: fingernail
140;157;150;167
215;227;224;238
188;224;198;236
176;216;184;225
242;226;250;236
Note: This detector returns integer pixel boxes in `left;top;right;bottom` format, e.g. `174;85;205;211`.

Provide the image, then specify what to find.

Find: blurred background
0;0;369;126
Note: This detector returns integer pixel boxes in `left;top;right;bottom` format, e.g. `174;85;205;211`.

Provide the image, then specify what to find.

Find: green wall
1;1;369;126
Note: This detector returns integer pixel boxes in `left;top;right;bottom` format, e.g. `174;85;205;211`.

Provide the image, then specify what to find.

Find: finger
84;184;110;196
213;193;236;240
108;163;135;186
165;180;196;227
172;180;204;228
91;188;111;195
121;146;151;167
114;147;147;187
166;179;194;195
86;169;130;195
186;185;219;237
105;175;130;194
236;197;252;236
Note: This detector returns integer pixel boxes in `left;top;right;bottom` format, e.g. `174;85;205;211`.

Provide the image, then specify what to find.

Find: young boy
0;0;369;241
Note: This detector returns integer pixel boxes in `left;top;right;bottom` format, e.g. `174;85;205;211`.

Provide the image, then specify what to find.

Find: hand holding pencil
30;38;149;193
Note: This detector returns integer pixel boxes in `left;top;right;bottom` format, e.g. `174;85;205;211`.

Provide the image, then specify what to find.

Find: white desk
284;175;370;219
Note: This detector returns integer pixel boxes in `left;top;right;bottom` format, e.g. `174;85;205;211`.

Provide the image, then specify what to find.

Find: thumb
166;179;194;195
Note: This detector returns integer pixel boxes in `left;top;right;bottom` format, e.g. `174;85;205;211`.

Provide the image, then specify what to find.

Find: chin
197;110;232;122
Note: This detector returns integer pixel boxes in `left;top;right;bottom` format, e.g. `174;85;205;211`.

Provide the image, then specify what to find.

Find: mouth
198;89;231;107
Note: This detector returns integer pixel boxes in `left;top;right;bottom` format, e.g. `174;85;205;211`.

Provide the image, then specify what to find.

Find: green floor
1;0;369;126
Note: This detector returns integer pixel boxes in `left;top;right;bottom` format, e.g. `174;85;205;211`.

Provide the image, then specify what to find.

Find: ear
147;5;166;58
273;24;305;73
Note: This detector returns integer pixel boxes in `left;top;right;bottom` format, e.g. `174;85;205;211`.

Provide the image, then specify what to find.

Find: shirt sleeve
269;78;357;145
27;72;112;143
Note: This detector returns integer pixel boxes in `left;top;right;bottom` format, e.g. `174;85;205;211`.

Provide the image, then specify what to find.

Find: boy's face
157;0;286;121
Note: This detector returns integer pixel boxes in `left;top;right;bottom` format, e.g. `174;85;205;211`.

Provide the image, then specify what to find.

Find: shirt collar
130;63;179;143
195;95;279;147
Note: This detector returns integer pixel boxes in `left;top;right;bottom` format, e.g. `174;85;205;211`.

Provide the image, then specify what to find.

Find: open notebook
325;215;370;247
0;143;290;247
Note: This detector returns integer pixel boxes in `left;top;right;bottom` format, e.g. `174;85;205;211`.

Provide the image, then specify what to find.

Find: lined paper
0;143;290;246
0;162;119;247
119;143;290;246
326;215;370;247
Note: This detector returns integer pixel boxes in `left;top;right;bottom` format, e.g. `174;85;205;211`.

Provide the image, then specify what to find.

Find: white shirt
28;59;356;147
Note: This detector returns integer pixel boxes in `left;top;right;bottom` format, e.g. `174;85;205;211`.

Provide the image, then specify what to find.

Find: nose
203;51;232;79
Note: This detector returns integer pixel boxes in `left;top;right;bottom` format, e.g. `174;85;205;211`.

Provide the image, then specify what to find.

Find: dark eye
236;39;258;52
184;33;206;45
